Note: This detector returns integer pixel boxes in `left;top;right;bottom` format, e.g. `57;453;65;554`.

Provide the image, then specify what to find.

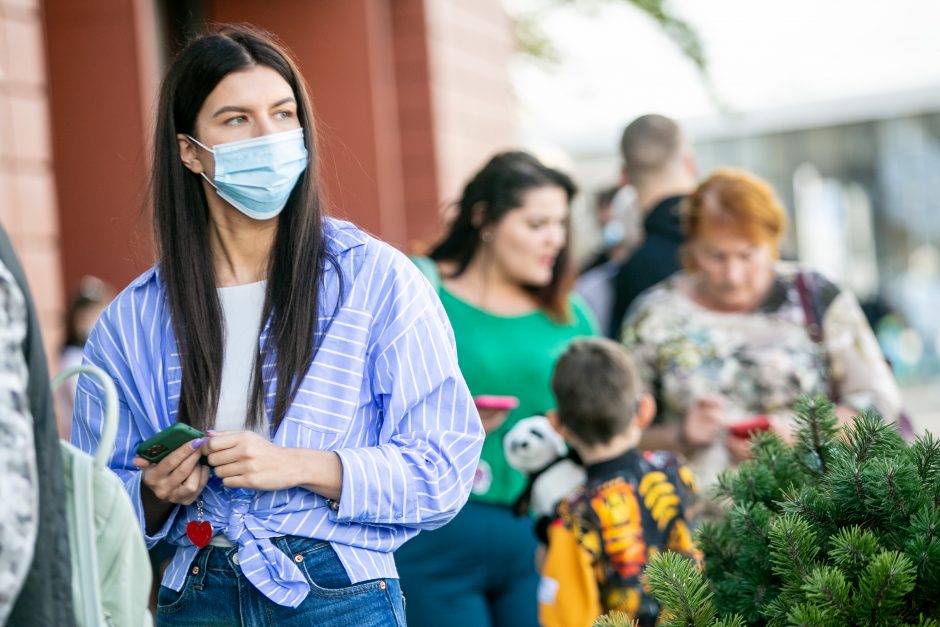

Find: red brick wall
43;0;158;302
392;0;440;252
0;0;64;357
420;0;516;241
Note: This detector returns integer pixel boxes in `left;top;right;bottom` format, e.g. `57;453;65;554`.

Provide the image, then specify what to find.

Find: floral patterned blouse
621;263;902;487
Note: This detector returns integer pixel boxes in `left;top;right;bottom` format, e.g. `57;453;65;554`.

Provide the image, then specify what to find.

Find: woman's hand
133;441;210;506
683;396;725;448
202;431;310;491
725;433;753;463
477;408;510;434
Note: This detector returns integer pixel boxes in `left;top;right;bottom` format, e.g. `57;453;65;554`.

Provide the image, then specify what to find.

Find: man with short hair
607;114;698;337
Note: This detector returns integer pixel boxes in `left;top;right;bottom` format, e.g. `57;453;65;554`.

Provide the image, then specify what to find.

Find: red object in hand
728;415;771;438
186;520;213;548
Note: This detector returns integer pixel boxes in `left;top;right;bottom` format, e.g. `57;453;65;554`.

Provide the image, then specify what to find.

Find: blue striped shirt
71;219;484;607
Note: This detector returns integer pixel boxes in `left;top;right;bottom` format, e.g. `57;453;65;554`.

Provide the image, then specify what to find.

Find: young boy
539;338;699;627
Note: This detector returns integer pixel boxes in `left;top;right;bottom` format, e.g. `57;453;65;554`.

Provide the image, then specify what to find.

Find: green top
412;256;598;506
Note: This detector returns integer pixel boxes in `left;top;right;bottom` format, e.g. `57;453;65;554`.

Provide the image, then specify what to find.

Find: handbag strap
794;271;823;345
794;271;839;401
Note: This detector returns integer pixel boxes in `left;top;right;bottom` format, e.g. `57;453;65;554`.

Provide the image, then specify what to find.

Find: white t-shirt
211;280;267;547
215;280;268;434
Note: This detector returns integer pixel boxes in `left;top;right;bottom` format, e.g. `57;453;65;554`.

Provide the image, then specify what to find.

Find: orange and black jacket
539;449;699;627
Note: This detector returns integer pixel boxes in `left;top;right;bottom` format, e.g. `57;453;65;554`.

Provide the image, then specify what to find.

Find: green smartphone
135;423;206;464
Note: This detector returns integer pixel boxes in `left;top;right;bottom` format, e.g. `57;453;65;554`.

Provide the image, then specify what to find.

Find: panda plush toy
503;415;586;521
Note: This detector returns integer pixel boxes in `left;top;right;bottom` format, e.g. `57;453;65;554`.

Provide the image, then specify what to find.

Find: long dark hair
151;24;338;432
429;151;577;321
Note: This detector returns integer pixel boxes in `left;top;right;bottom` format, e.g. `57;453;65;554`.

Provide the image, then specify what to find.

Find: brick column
401;0;517;249
0;0;64;356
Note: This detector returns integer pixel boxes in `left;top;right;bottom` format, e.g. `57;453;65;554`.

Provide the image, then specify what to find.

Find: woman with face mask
397;151;598;627
70;25;483;625
621;168;902;496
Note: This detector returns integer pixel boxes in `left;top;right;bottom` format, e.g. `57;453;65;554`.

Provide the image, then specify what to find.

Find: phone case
136;423;206;463
727;415;771;438
474;395;520;411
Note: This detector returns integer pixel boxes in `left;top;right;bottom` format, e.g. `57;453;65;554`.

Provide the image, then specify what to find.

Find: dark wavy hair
428;151;577;321
150;24;339;432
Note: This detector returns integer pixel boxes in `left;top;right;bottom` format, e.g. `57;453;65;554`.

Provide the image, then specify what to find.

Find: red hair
681;168;787;268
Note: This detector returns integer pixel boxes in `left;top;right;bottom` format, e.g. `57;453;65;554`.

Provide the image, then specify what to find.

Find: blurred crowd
0;22;911;627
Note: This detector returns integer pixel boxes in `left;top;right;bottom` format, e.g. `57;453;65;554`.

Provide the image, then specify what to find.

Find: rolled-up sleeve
331;248;483;529
333;314;483;528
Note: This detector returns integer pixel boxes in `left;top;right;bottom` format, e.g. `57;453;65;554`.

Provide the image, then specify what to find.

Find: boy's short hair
551;338;641;446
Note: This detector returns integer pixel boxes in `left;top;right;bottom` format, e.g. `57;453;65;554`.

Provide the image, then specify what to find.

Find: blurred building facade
0;0;517;353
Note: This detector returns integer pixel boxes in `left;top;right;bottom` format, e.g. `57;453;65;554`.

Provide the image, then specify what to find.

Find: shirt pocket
278;308;372;447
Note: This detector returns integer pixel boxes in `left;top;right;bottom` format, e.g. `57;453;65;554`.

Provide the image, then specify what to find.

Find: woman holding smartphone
621;168;901;494
70;25;483;626
399;151;598;627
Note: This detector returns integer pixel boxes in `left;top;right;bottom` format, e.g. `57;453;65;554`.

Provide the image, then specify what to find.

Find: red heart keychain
186;520;213;548
187;499;213;548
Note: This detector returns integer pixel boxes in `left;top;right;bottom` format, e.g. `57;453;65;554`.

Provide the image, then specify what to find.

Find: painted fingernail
206;430;218;435
190;438;204;449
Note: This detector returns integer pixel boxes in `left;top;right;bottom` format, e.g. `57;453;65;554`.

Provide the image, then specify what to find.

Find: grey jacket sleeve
0;258;38;626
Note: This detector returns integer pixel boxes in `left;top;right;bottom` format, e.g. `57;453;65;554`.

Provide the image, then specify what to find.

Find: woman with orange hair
621;168;901;491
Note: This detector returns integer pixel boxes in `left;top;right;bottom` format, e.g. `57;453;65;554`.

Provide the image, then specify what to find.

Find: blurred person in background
579;185;640;274
608;114;698;337
576;185;641;334
621;168;902;495
56;275;115;439
71;25;482;626
401;151;598;627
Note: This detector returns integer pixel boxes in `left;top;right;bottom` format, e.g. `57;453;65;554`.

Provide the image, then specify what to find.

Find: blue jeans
396;501;539;627
156;536;406;626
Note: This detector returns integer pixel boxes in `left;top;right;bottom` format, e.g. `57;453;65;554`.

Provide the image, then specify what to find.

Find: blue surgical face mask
187;127;308;220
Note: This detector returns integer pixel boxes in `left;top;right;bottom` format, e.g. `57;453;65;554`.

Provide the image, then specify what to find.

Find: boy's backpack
53;365;152;627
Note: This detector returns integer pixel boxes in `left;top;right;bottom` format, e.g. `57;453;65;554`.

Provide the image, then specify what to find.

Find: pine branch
711;616;747;627
911;432;940;484
910;432;940;508
829;526;879;581
649;396;939;625
855;551;916;625
778;485;834;543
645;552;716;626
785;602;843;627
904;506;940;608
592;611;639;627
801;565;852;621
843;410;907;466
885;461;912;520
769;514;819;585
792;396;838;477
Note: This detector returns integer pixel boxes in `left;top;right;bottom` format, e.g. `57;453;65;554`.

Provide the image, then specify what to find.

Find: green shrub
641;396;940;627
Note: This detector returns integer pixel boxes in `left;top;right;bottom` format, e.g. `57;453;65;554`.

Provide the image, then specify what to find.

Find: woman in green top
397;151;597;627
